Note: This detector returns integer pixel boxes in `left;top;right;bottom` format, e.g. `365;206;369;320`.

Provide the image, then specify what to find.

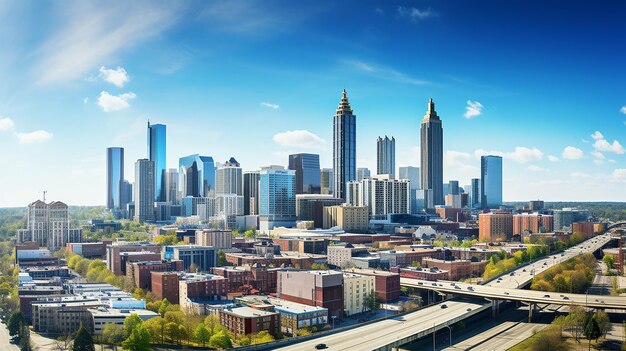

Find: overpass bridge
274;234;614;351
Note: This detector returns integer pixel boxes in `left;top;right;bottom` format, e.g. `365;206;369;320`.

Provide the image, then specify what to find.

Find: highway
275;234;614;351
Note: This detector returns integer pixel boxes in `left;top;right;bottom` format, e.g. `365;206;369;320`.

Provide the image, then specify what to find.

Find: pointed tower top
423;98;440;122
336;89;354;116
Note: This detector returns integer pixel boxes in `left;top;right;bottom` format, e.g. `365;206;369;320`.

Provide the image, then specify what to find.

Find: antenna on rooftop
41;190;47;203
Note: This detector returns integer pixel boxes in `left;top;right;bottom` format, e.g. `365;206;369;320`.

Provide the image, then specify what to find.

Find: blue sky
0;0;625;206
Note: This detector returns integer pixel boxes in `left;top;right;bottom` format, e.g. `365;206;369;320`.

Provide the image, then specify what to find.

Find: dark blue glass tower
288;153;321;194
333;89;356;200
147;122;166;202
179;154;215;197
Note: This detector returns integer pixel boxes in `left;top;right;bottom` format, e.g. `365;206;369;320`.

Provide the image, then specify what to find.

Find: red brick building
349;269;400;302
212;264;280;294
421;258;488;280
512;213;554;235
391;266;449;281
127;260;183;289
151;272;180;304
224;252;326;270
572;222;595;239
106;243;161;275
219;306;280;336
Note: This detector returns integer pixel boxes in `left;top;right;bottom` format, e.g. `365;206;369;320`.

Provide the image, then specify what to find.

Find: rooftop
222;306;278;318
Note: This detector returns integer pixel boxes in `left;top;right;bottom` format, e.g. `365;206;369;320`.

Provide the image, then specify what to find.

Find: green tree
210;330;233;349
593;311;611;338
188;263;199;273
122;325;151;351
584;317;602;341
244;229;256;239
19;324;32;351
7;311;25;337
102;323;124;350
194;323;211;346
157;299;172;317
72;325;95;351
123;314;143;338
603;255;615;271
217;250;227;266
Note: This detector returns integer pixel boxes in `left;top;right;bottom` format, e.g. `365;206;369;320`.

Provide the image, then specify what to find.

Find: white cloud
620;106;626;114
591;131;604;140
97;91;136;112
464;100;483;119
34;2;182;84
562;146;584;160
0;117;15;131
547;155;559;162
83;97;89;104
445;151;471;167
260;102;280;110
397;6;436;21
593;138;625;154
609;159;617;163
526;165;545;172
99;66;129;87
16;130;53;144
591;151;604;159
571;172;591;179
611;169;626;182
272;130;326;150
474;146;543;164
593;159;604;165
343;60;428;85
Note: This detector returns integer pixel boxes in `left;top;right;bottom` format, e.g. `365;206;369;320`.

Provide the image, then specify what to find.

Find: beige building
195;229;233;249
323;205;369;232
343;273;375;316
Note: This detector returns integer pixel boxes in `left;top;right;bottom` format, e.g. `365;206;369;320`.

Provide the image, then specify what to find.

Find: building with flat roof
327;243;369;268
348;268;401;302
17;200;82;250
127;260;183;290
179;273;229;314
106;242;161;275
88;307;158;335
422;258;488;280
479;212;513;242
296;194;344;228
163;245;217;272
277;270;344;318
343;273;375;316
195;229;233;249
323;205;369;232
219;306;280;336
151;271;179;304
513;213;554;235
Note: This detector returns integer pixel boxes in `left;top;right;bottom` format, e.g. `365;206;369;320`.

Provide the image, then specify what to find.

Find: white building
343;273;375;316
346;176;410;219
17;200;81;250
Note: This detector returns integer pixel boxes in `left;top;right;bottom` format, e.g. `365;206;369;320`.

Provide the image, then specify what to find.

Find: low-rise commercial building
277;270;344;318
88;307;158;335
225;251;326;270
349;268;400;302
323;205;369;232
163;245;217;272
195;229;233;249
66;240;112;258
421;258;488;280
219;306;280;336
106;243;161;275
327;244;369;268
391;266;449;281
127;260;183;289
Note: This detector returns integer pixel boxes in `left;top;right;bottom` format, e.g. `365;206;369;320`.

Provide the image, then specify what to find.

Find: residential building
553;208;590;231
216;157;243;195
277;270;344;318
179;154;216;197
346;176;410;219
343;273;375;316
399;166;420;214
127;260;183;290
327;243;369;268
106;243;161;275
179;273;229;313
512;213;554;235
237;295;327;335
134;159;155;223
147;122;166;202
163;245;217;272
357;168;371;181
213;264;281;294
151;272;179;303
320;168;334;195
219;306;280;336
351;269;401;302
195;229;233;249
215;194;244;229
479;211;513;242
16;200;81;250
572;222;595;239
376;136;395;177
259;167;296;230
243;171;260;215
289;153;321;194
481;155;503;209
119;251;162;275
420;99;444;208
422;258;488;280
529;200;545;212
323;205;369;232
164;168;179;204
333;89;356;200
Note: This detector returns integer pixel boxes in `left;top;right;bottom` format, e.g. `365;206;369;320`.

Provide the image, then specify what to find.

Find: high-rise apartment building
179;154;215;198
17;200;81;250
147;122;166;202
216;157;243;195
356;168;371;181
134;159;155;223
420;99;443;208
320;168;334;195
513;213;554;235
376;136;395;177
448;180;460;195
346;176;410;219
481;155;503;209
164;169;179;204
333;89;356;200
106;147;124;211
259;167;296;230
288;153;321;194
478;211;513;242
243;171;260;215
399;166;420;214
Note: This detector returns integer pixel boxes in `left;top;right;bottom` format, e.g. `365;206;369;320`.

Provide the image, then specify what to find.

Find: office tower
243;171;260;215
529;200;545;212
164;169;179;204
448;180;459;195
333;89;356;200
469;178;480;208
179;154;215;197
147;122;166;202
216;157;243;195
16;200;81;250
295;194;344;227
134;159;155;223
106;147;124;211
399;166;421;214
357;168;371;181
120;180;133;213
553;208;590;231
376;136;395;177
346;176;410;219
481;155;503;209
320;168;334;195
259;167;296;230
420;98;443;208
215;194;244;229
288;153;321;194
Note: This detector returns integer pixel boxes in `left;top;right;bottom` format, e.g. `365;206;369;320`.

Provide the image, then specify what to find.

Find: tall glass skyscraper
243;171;260;215
376;136;395;177
147;122;166;202
357;167;371;181
106;147;124;210
259;167;296;230
288;153;321;194
470;178;480;208
333;89;356;200
134;159;155;223
481;155;503;209
420;99;443;208
179;154;215;197
320;168;334;195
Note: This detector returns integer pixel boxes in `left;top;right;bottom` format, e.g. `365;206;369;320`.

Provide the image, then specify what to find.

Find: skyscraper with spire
333;89;356;200
420;98;443;208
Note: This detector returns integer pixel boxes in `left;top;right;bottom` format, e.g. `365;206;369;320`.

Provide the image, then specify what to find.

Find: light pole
445;323;452;347
332;315;337;329
432;323;436;351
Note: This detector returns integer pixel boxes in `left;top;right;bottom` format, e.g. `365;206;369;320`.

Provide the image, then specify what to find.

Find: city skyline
0;1;625;206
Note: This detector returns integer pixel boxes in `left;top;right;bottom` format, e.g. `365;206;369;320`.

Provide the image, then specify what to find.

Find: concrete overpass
273;234;614;351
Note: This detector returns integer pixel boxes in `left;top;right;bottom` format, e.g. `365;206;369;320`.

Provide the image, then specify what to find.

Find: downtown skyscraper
147;122;166;202
288;153;321;194
106;147;124;210
376;136;395;177
333;89;356;200
481;155;503;209
134;159;155;223
420;98;443;208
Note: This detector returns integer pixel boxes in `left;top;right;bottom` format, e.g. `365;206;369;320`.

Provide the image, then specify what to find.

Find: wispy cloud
547;155;559;162
343;59;428;86
397;6;436;21
464;100;483;119
474;146;543;164
34;2;183;85
200;1;289;34
620;106;626;114
16;130;53;144
562;146;584;160
273;130;326;150
611;169;626;182
97;91;136;112
526;165;545;172
0;117;15;131
99;66;129;87
590;131;625;154
260;102;280;110
591;131;603;140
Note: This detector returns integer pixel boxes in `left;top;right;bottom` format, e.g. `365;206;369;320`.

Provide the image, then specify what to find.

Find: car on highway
563;296;569;300
315;343;328;349
544;294;550;298
504;292;509;295
441;304;448;309
467;287;474;291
